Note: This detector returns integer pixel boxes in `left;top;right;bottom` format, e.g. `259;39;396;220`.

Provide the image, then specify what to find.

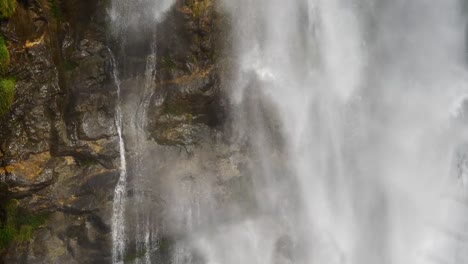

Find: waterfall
109;51;129;264
133;40;158;264
106;0;468;263
108;0;175;263
216;0;468;263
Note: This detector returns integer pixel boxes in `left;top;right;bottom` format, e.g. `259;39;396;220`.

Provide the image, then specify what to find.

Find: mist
110;0;468;263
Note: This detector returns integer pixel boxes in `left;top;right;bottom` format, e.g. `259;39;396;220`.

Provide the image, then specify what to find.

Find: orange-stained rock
3;152;51;182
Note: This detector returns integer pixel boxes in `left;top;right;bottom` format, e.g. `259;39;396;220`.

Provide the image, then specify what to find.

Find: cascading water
108;0;174;263
107;0;468;263
214;0;468;263
109;51;129;264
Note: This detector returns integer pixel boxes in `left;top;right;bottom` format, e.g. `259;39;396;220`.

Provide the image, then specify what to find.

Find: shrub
0;77;15;116
0;0;16;18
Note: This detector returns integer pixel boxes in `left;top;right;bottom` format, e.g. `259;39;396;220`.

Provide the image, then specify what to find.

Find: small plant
0;36;10;74
0;200;49;253
0;77;15;116
0;0;16;19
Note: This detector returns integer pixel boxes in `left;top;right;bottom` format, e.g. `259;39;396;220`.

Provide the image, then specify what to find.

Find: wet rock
147;0;226;146
1;0;233;262
0;0;118;262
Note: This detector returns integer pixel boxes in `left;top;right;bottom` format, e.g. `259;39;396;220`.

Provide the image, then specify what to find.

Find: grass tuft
0;0;16;19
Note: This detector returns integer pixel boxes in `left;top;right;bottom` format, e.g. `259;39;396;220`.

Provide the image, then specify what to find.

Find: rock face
147;0;227;146
0;0;119;262
0;0;238;263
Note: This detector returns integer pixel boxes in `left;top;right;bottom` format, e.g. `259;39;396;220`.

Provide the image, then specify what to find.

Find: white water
109;0;175;263
110;51;129;264
216;0;468;264
132;43;158;264
108;0;468;263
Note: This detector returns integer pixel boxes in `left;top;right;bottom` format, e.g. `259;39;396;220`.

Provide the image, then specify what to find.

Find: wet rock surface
0;0;117;262
0;0;247;263
147;0;227;146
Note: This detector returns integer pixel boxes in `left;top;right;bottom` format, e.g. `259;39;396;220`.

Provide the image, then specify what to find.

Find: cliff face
0;0;119;262
0;0;237;263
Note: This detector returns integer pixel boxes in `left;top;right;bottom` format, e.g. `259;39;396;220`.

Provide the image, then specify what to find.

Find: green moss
63;60;77;71
16;225;33;243
0;200;18;252
161;56;177;70
0;225;15;252
0;37;15;117
17;212;49;230
0;199;49;254
0;0;16;19
48;0;63;20
190;0;211;19
0;37;10;74
0;77;15;116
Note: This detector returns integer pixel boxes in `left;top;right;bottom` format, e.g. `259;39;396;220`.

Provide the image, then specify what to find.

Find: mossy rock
0;199;48;254
0;77;15;116
0;200;19;252
0;36;10;74
0;0;16;19
188;0;212;19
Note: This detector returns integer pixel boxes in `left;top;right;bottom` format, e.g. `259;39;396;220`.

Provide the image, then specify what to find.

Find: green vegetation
0;36;14;116
0;36;10;74
0;200;49;253
161;56;177;70
190;0;211;18
0;0;16;19
0;77;15;116
48;0;63;20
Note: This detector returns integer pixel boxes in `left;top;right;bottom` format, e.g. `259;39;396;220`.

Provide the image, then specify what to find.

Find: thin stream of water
109;51;128;264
